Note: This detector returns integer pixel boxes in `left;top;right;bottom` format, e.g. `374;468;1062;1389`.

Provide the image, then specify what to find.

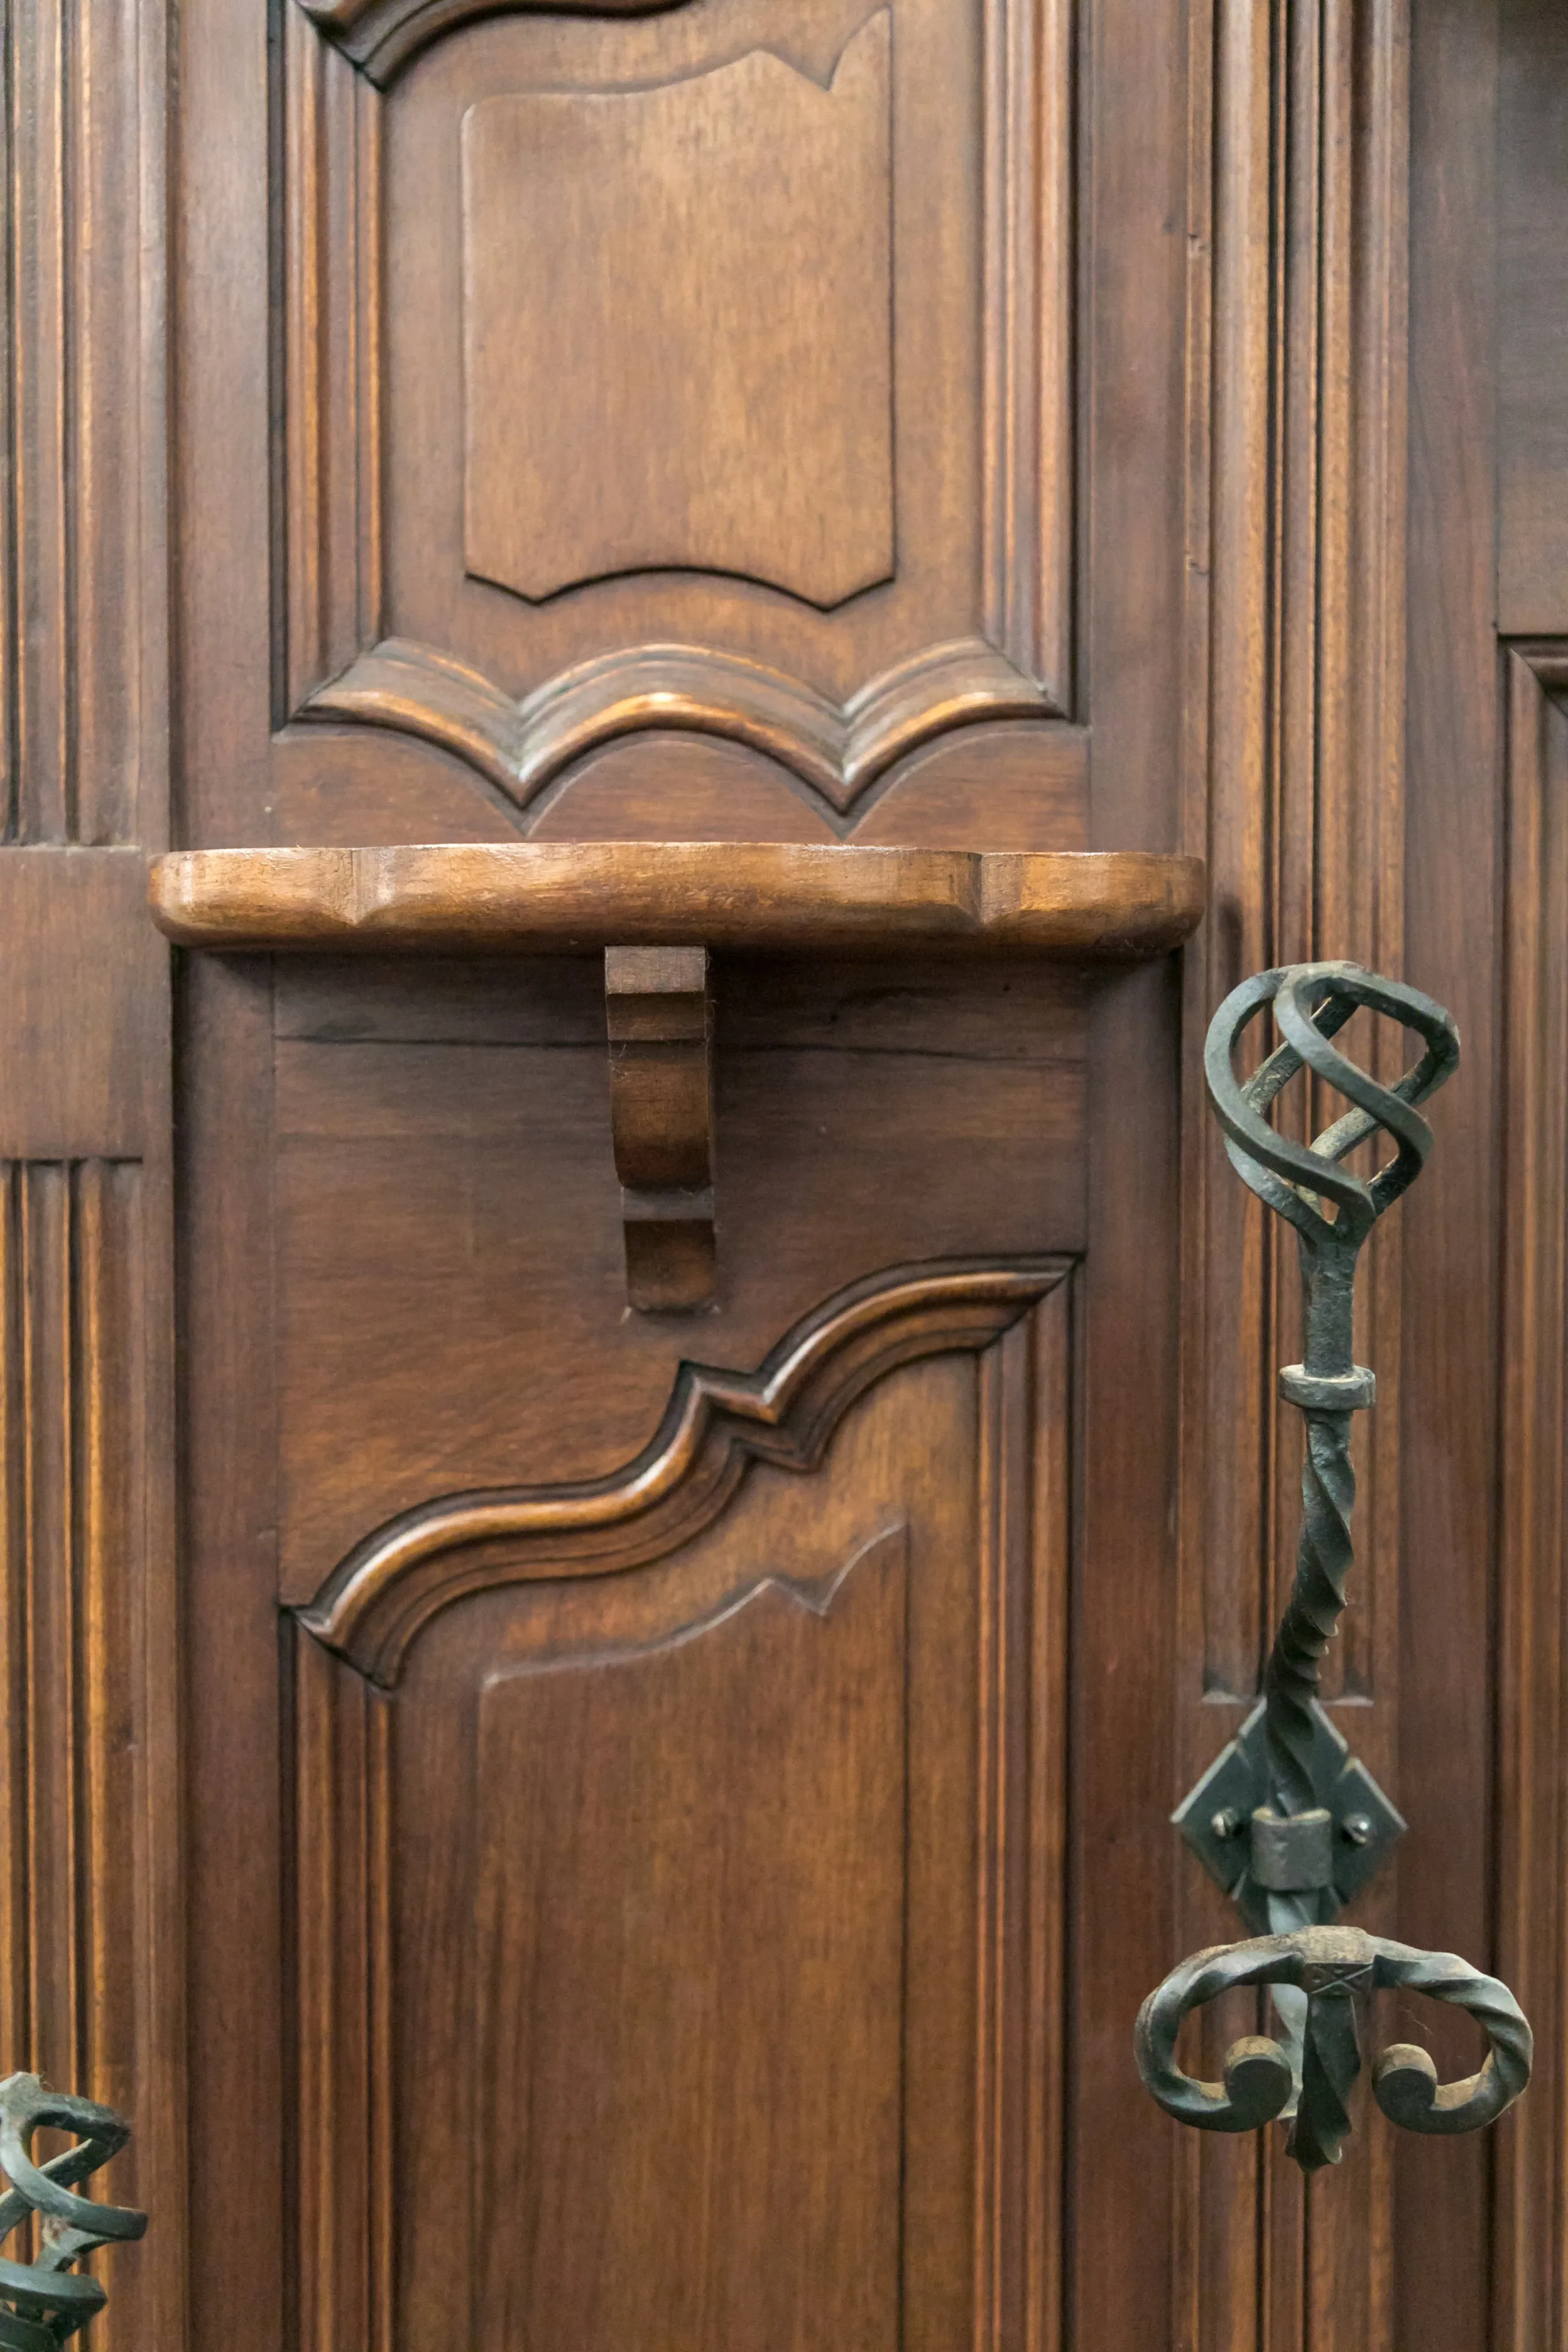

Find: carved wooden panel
281;0;1072;832
1174;4;1410;2341
1498;6;1568;633
0;1160;164;2348
463;21;893;609
1496;646;1568;2350
1;1;165;843
269;968;1087;1588
291;1262;1069;2348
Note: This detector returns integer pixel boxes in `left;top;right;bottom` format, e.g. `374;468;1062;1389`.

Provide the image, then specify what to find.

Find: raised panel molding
0;1161;170;2342
301;0;677;88
292;1257;1070;2348
282;0;1072;830
300;1256;1066;1683
2;1;168;843
301;635;1055;817
462;25;894;610
0;2;177;2336
1496;645;1568;2351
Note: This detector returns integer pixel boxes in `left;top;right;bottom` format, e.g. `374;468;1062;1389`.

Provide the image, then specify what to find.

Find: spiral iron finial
1137;963;1529;2171
1208;965;1458;1847
0;2075;145;2346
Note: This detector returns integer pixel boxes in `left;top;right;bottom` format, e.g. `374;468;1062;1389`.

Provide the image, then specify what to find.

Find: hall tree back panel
0;0;1564;2345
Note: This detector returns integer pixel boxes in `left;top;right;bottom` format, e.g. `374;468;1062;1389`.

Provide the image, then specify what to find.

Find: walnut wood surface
605;945;716;1312
149;842;1205;959
292;1265;1070;2347
0;0;1555;2340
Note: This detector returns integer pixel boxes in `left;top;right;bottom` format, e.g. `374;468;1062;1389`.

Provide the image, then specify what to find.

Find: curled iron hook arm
1135;1928;1532;2173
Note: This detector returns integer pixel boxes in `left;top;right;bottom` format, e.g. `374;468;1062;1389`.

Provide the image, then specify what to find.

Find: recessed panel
469;1531;907;2348
290;1271;1071;2350
462;21;894;609
282;0;1073;834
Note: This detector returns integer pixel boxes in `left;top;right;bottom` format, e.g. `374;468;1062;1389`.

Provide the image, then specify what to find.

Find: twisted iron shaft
1202;965;1458;1860
1289;1968;1361;2169
1265;1404;1357;1824
1132;961;1515;2173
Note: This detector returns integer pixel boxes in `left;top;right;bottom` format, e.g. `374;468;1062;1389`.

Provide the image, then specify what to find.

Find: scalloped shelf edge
149;842;1206;960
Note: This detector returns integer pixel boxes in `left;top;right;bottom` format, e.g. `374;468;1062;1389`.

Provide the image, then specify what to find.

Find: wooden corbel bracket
149;840;1207;1314
605;946;715;1313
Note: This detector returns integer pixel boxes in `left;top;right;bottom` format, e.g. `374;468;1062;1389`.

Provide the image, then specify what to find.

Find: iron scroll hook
1135;1927;1531;2174
1135;963;1531;2172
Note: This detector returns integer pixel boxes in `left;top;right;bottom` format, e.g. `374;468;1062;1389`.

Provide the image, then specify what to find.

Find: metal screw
1342;1813;1374;1847
1211;1807;1245;1841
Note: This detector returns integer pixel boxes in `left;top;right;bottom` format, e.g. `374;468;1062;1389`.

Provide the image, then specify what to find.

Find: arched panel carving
281;0;1074;835
462;23;893;610
301;0;685;89
290;1259;1072;2348
300;1254;1066;1682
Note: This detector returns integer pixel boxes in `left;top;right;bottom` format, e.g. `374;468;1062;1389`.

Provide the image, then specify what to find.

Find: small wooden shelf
149;840;1205;1315
149;841;1205;959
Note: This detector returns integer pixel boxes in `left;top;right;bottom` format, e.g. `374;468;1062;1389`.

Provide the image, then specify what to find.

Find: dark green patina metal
1136;1926;1532;2174
0;2075;145;2346
1136;963;1532;2173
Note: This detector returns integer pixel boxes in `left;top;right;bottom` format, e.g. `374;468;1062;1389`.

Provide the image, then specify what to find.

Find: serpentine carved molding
297;637;1057;820
297;1257;1068;1686
300;0;684;85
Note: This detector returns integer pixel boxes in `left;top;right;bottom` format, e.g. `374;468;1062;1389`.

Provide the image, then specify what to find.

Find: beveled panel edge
296;636;1064;818
300;0;686;88
982;0;1073;707
293;1256;1070;1684
1496;643;1568;2348
149;842;1205;959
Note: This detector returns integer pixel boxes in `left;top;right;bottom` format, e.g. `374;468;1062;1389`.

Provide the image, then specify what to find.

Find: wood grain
0;1162;157;2350
1495;646;1568;2350
298;1256;1066;1683
605;945;715;1313
462;24;893;609
468;1527;910;2349
1174;5;1411;2337
296;636;1062;820
150;841;1205;958
31;0;1548;2334
1498;5;1568;631
268;966;1087;1594
0;851;165;1158
290;1269;1071;2350
0;8;179;2340
1397;10;1503;2340
282;0;1073;837
283;12;382;716
1;1;166;845
301;0;670;88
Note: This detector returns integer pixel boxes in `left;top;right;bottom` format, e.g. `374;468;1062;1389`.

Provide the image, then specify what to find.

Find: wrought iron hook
1136;963;1531;2171
1136;1926;1531;2174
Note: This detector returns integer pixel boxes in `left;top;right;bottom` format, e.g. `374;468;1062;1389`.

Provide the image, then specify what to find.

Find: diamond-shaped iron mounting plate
1173;1701;1406;1936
